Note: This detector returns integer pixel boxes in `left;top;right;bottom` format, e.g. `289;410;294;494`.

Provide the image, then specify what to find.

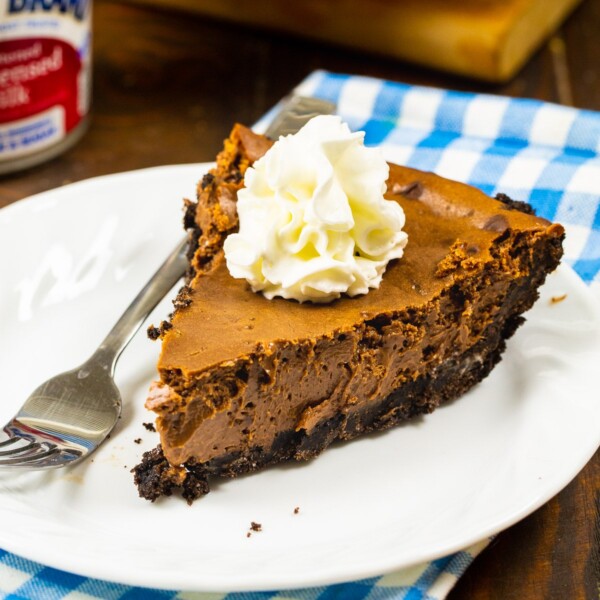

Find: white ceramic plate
0;165;599;592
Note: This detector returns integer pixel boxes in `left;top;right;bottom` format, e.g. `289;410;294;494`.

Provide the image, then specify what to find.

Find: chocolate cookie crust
134;125;564;502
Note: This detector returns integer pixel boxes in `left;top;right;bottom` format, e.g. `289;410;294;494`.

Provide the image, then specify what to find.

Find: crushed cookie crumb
147;325;161;340
148;320;173;341
246;532;251;538
143;422;156;432
134;438;142;444
550;294;567;304
225;168;243;184
495;192;536;215
201;172;215;189
133;445;209;504
173;285;193;311
293;506;300;514
250;521;262;532
183;198;197;230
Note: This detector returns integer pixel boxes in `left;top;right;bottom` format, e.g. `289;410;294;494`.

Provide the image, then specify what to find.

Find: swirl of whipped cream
223;115;408;303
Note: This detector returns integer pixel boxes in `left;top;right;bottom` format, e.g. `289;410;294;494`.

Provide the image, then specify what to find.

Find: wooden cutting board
121;0;582;82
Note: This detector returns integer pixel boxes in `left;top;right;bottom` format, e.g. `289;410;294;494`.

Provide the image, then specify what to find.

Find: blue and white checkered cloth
288;71;600;296
0;539;488;600
2;69;600;599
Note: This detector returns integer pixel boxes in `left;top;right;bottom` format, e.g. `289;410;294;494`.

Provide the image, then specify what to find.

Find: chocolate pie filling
133;125;564;502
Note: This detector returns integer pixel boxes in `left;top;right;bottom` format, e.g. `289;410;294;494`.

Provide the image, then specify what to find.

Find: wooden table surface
1;1;599;597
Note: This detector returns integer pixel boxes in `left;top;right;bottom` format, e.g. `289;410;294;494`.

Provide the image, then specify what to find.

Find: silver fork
0;236;189;469
0;96;336;469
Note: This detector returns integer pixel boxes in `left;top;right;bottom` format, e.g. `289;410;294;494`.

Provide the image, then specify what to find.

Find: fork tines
0;436;60;466
0;423;82;469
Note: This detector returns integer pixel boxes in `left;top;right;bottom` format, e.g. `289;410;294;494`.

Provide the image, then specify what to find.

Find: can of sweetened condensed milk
0;0;92;174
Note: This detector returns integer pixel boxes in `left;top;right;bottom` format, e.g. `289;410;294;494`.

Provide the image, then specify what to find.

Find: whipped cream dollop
223;115;408;303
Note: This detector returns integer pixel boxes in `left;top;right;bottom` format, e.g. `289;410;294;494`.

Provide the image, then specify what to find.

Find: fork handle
91;236;189;374
86;97;336;375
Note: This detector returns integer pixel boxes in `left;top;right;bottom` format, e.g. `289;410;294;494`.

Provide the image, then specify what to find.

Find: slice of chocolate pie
134;123;564;503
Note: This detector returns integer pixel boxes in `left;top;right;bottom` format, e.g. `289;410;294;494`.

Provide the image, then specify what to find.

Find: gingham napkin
284;71;599;297
2;70;600;599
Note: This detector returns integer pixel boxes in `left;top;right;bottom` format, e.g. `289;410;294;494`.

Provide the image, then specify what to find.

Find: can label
0;0;91;163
